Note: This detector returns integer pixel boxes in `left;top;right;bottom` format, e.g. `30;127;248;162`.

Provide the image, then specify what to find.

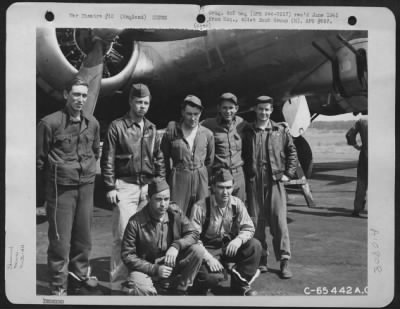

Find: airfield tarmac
36;128;368;297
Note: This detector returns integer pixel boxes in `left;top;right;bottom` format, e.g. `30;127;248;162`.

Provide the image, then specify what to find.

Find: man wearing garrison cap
190;169;261;296
161;95;214;216
101;83;165;292
201;93;247;202
242;96;297;279
121;178;204;295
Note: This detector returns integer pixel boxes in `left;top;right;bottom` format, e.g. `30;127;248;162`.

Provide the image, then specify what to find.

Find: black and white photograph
5;3;395;307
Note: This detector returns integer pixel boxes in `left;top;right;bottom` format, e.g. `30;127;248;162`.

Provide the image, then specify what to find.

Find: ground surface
36;128;368;296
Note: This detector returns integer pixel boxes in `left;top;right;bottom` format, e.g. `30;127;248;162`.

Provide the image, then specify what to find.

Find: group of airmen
37;78;299;296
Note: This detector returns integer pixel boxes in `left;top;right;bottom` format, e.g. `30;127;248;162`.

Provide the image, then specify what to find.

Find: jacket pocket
115;154;133;176
54;134;75;153
82;133;94;156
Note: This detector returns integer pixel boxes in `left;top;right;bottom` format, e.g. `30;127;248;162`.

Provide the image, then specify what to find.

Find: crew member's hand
165;246;179;268
157;265;173;278
353;144;362;151
281;174;290;182
206;257;224;273
106;190;119;205
225;238;242;257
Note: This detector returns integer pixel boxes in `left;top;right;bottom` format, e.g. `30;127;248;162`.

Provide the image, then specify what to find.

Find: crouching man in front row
121;178;204;295
190;169;261;296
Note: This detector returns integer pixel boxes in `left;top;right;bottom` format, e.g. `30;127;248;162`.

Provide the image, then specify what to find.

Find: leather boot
280;259;293;279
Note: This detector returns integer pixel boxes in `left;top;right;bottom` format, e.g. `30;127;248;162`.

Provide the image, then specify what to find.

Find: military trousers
230;166;246;203
46;182;94;289
194;238;261;291
354;151;368;213
169;166;209;216
110;178;148;291
247;167;291;261
125;244;204;295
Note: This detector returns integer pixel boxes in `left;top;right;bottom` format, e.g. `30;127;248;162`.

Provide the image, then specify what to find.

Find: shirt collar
62;108;89;125
123;113;152;130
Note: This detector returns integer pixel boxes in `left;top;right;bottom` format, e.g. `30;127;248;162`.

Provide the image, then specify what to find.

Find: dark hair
65;77;89;92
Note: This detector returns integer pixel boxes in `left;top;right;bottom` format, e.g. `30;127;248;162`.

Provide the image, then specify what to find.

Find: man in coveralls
161;95;214;216
202;93;247;202
101;83;165;292
242;96;297;279
190;169;261;296
36;77;102;295
121;178;204;295
346;113;368;217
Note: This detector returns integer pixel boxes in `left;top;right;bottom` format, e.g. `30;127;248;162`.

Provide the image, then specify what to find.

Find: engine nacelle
36;28;139;100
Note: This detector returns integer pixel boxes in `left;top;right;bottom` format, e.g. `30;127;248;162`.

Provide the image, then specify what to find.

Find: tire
293;135;313;179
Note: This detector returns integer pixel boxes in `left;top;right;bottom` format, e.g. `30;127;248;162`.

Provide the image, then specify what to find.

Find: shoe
280;259;292;279
258;256;268;273
67;272;103;295
50;287;67;296
243;287;258;296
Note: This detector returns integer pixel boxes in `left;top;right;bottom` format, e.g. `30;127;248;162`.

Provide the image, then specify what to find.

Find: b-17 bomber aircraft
36;28;367;178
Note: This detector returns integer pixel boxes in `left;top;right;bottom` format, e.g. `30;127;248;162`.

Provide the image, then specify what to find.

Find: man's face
218;101;238;122
213;180;234;204
130;96;150;117
181;104;202;128
255;103;273;122
64;85;88;113
149;189;170;218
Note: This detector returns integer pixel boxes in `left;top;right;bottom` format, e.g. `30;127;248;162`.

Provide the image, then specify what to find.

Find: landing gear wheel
293;135;313;179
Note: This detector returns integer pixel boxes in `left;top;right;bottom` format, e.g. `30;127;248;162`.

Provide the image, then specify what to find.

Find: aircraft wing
36;28;367;125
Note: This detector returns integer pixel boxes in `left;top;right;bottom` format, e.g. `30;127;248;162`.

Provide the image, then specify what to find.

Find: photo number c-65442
304;286;368;296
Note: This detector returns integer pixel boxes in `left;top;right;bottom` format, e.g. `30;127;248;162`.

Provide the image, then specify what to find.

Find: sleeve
189;203;204;236
189;202;213;261
346;121;359;146
153;130;166;178
100;123;117;191
235;201;255;244
171;212;199;251
36;121;52;202
36;120;52;173
284;127;298;179
121;219;159;276
160;129;172;179
92;120;101;160
204;131;215;170
241;127;255;180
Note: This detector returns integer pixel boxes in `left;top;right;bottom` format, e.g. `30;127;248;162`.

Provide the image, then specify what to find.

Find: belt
129;174;152;185
229;166;243;173
174;162;204;171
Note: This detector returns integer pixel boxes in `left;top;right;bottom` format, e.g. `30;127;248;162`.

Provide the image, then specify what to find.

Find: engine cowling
36;28;139;99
